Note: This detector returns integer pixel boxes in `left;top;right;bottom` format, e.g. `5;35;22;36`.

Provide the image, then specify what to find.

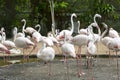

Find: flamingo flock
0;13;120;80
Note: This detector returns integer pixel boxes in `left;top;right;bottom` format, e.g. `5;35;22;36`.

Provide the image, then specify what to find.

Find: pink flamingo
0;43;11;62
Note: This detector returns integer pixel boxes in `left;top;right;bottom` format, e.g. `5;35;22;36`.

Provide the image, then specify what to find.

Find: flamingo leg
47;62;51;80
65;56;70;80
22;48;26;63
27;46;36;62
3;53;6;63
108;49;111;66
76;56;80;77
115;51;119;80
87;52;94;80
77;47;85;77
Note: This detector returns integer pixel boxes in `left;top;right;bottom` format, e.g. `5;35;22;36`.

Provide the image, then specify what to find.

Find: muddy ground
0;57;120;80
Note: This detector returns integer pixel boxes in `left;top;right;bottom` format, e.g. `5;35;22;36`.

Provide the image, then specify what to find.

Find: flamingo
0;27;5;42
15;19;27;38
79;14;101;36
0;43;11;62
23;19;36;34
86;27;96;80
109;27;119;38
56;13;77;41
31;24;42;43
13;27;35;62
35;24;41;33
1;31;16;50
41;36;54;47
70;22;98;77
47;32;59;45
36;42;55;78
61;32;76;80
101;23;120;80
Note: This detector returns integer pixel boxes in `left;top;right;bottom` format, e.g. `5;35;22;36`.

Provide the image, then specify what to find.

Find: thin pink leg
27;46;36;62
115;51;119;80
78;47;85;77
48;62;52;80
65;56;70;80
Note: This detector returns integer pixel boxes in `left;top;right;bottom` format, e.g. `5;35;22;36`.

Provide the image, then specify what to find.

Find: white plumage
56;13;77;41
37;43;55;62
61;42;76;58
109;28;119;38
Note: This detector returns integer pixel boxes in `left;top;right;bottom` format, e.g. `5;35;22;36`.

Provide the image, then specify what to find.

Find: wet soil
0;57;120;80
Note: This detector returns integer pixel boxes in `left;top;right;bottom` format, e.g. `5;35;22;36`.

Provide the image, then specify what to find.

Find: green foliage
54;1;68;12
0;0;120;37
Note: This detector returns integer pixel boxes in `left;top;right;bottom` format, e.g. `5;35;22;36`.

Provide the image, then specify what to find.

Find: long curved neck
100;26;108;39
63;32;66;43
77;21;80;33
97;27;101;36
35;24;41;32
1;32;6;43
88;25;95;41
39;42;46;53
94;15;97;24
70;15;75;35
13;27;17;42
94;15;101;36
22;20;26;35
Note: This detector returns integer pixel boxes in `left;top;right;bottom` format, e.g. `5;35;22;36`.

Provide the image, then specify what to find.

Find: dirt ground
0;42;120;80
0;57;120;80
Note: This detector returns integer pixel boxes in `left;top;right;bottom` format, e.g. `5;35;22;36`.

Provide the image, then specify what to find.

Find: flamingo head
21;19;26;22
95;14;102;18
72;13;77;18
102;22;108;29
91;22;99;29
110;27;113;30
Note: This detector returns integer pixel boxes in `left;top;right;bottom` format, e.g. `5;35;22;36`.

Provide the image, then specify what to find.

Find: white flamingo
0;43;11;62
35;24;41;33
13;27;35;61
15;19;26;38
86;27;96;80
47;32;59;44
61;32;76;80
41;36;54;47
109;27;119;38
31;24;42;43
70;22;98;77
37;42;55;78
1;31;16;50
0;27;5;42
79;14;101;36
56;13;77;41
21;19;36;35
101;23;120;80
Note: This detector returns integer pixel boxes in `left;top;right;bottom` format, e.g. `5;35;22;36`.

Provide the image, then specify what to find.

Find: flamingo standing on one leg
36;42;55;79
61;32;76;80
